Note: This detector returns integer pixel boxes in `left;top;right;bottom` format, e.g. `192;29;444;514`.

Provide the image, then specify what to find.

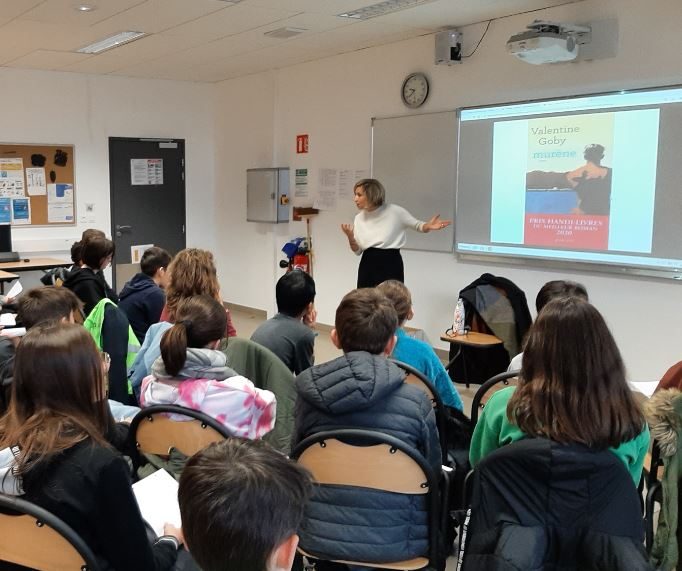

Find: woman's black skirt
357;248;404;288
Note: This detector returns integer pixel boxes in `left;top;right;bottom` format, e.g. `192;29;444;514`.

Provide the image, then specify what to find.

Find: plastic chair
0;493;100;571
129;404;231;460
292;429;446;570
470;371;519;425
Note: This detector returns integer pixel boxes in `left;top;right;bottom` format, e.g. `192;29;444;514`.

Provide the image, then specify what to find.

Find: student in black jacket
63;236;118;316
0;323;183;570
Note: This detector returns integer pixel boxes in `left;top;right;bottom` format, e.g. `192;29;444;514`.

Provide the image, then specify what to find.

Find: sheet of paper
47;202;74;223
131;244;154;264
0;158;25;198
0;327;25;338
6;281;22;299
131;159;164;185
0;198;10;225
47;183;73;203
294;168;309;198
25;168;46;196
313;168;338;211
132;469;181;538
11;198;30;225
0;314;16;326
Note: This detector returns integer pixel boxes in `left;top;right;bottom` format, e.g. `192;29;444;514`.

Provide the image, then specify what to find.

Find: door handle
115;224;132;237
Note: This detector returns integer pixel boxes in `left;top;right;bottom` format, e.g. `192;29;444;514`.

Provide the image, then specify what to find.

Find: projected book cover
524;112;614;250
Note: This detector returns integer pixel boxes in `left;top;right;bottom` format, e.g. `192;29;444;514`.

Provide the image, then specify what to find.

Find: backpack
40;266;70;286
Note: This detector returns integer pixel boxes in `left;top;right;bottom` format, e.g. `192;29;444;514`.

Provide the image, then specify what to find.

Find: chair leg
645;481;661;553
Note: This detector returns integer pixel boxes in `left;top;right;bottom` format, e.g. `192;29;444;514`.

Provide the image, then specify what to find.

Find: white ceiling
0;0;582;83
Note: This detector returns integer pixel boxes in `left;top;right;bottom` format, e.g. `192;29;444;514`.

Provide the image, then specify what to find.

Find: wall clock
401;72;429;108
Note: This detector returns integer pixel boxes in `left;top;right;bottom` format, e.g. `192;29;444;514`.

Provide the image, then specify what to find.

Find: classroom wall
214;0;682;381
0;67;216;264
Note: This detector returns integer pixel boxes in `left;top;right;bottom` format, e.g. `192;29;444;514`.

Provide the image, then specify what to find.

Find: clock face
401;73;429;108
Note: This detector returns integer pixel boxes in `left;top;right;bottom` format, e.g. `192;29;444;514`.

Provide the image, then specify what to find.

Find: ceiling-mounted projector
507;20;591;65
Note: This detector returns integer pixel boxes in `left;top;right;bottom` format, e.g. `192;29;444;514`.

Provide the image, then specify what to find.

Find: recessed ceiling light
338;0;437;20
75;3;96;11
76;31;146;54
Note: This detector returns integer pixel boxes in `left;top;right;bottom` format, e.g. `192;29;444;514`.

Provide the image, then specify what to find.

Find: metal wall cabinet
246;168;290;223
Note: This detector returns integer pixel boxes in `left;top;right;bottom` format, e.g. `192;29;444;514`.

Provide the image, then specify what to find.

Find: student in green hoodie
470;297;649;486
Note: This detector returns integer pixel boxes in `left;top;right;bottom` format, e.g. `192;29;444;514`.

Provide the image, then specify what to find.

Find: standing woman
340;179;451;288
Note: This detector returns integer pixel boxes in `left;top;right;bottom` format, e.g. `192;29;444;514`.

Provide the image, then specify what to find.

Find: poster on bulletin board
0;143;76;227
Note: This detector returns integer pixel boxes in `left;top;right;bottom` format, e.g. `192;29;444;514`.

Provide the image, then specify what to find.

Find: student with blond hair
377;279;463;410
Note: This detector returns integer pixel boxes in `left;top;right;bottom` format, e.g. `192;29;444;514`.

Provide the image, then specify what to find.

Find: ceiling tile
161;3;300;43
86;0;231;35
4;49;91;69
246;0;372;15
19;0;145;26
60;33;200;73
0;0;45;26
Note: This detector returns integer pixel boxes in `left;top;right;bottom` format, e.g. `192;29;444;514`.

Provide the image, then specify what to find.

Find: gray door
109;137;186;291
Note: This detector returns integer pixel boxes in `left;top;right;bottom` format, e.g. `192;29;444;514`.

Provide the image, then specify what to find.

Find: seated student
69;228;106;271
63;235;118;316
250;270;317;375
508;279;588;371
140;295;276;439
471;297;649;485
179;438;311;571
292;288;441;564
119;246;172;343
0;287;82;413
376;279;463;411
0;323;184;569
160;248;237;338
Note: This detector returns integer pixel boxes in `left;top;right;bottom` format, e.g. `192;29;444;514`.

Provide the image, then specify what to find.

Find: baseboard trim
224;302;267;320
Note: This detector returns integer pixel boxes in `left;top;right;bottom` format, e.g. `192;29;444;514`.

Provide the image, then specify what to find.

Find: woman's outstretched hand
341;223;354;238
423;215;452;232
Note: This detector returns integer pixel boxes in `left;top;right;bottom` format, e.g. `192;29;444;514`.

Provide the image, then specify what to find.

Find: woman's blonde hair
354;178;386;207
165;248;221;320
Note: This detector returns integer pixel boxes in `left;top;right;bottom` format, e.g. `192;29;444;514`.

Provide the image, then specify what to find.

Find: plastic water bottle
454;298;465;335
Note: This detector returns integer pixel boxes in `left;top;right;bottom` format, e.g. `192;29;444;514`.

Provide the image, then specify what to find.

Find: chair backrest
458;438;651;571
292;429;439;568
221;337;295;454
0;494;100;571
392;359;448;459
129;404;230;458
470;371;519;425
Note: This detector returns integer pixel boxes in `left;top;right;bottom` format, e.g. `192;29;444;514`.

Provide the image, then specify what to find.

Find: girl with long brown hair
141;295;276;438
0;323;183;569
470;297;649;484
159;248;237;337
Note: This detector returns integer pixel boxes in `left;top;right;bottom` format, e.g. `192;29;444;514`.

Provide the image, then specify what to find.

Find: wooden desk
0;270;19;294
0;257;71;273
441;331;504;387
0;258;70;294
440;331;503;347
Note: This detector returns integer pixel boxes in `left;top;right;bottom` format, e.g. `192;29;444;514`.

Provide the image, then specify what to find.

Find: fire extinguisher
292;252;309;273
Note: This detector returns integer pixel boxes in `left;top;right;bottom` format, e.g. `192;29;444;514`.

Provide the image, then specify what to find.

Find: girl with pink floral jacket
140;295;276;439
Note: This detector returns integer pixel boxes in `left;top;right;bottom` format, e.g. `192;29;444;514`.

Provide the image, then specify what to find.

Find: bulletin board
0;143;76;227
